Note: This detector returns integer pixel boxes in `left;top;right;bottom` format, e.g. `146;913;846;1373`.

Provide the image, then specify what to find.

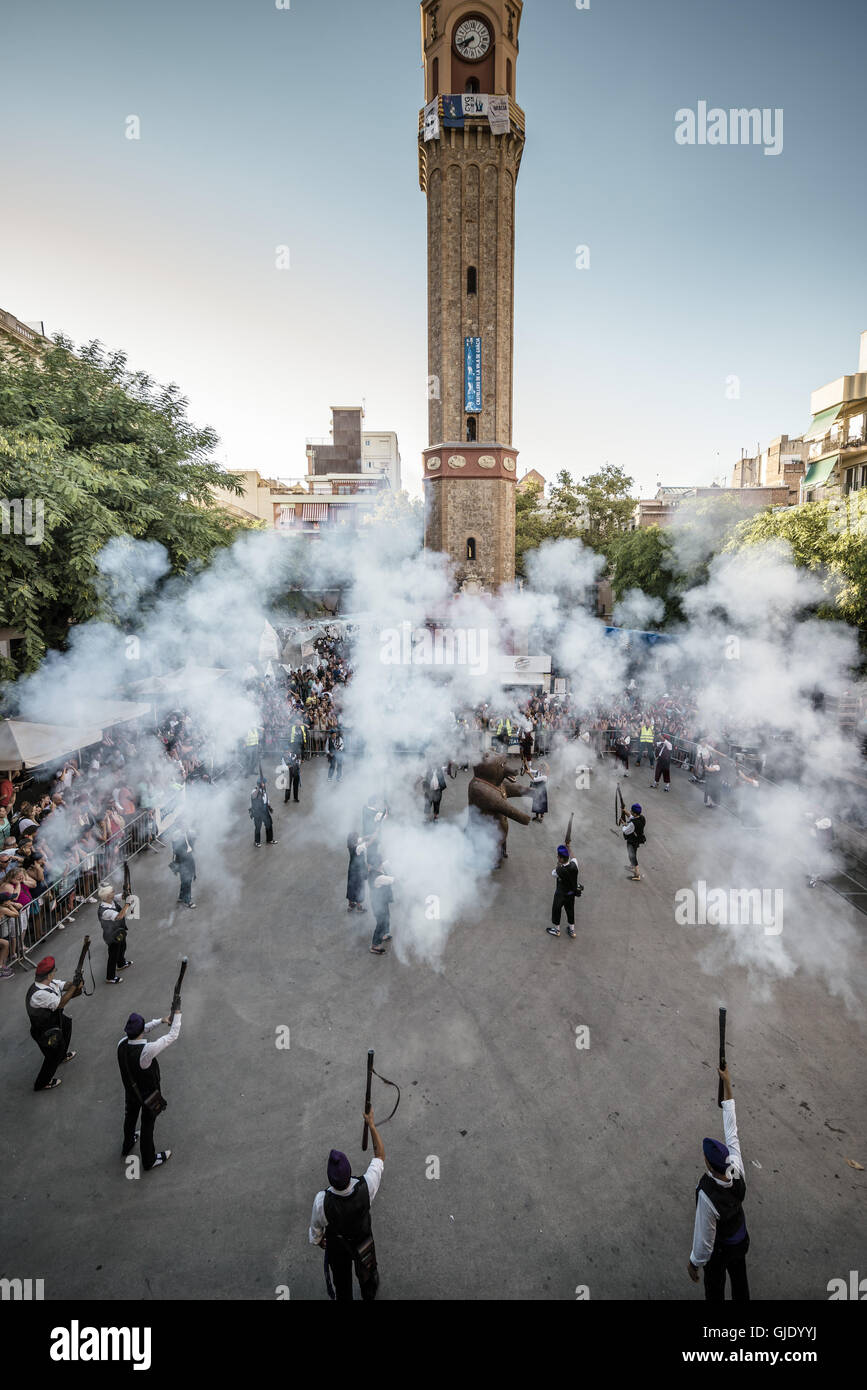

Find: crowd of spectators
252;633;355;758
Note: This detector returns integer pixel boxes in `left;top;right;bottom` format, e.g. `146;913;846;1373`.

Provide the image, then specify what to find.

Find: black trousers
327;1246;355;1302
704;1234;750;1301
32;1014;72;1090
253;813;274;845
122;1084;159;1168
283;772;299;803
106;935;128;979
177;859;195;903
552;891;576;926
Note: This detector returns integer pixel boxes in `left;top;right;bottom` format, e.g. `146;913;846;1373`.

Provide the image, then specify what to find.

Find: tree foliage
0;337;251;679
724;492;867;629
606;525;684;627
548;463;636;555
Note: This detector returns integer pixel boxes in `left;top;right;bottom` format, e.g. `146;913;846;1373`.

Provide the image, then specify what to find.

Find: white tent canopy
130;667;230;696
0;720;104;772
77;698;153;727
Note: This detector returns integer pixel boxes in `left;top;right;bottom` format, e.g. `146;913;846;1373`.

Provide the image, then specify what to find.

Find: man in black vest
98;885;133;984
621;803;646;881
309;1107;385;1301
688;1064;750;1301
117;1010;182;1170
547;844;582;939
25;955;82;1091
284;752;301;805
250;782;276;846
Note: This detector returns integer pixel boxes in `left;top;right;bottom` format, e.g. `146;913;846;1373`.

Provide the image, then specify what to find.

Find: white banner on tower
462;93;489;116
488;95;511;135
423;98;441;142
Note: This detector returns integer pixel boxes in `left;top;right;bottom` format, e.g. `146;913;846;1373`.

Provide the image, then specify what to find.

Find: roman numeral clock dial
454;17;492;60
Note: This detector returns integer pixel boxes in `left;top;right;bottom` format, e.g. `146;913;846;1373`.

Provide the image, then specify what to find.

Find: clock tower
419;0;525;591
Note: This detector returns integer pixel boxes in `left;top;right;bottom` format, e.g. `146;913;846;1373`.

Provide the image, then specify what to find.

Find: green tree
548;464;636;554
606;525;684;627
724;493;867;628
514;480;583;577
0;337;251;679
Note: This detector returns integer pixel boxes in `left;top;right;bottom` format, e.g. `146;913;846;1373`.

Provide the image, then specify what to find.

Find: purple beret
703;1137;730;1172
125;1013;146;1039
327;1149;351;1190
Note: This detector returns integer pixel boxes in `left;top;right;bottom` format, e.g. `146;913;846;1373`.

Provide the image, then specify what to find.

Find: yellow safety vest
245;728;259;747
640;726;654;743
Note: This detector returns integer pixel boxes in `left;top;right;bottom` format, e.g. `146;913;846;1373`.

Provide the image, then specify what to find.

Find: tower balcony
418;96;525;190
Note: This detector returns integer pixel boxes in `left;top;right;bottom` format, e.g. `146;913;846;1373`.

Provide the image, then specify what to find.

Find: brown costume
467;755;531;863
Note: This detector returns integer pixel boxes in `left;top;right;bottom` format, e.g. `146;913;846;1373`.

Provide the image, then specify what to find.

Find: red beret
35;956;56;978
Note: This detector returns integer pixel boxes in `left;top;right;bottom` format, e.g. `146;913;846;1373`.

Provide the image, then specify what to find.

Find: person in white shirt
688;1065;750;1301
117;1011;182;1170
309;1108;385;1301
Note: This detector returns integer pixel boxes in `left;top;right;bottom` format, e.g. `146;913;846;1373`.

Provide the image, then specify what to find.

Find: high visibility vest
497;720;512;737
245;728;259;747
640;726;654;744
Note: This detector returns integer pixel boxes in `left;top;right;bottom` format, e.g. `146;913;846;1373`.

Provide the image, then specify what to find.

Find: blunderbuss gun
717;1007;727;1108
610;784;627;834
361;1047;401;1152
168;957;188;1025
71;935;92;994
564;812;573;852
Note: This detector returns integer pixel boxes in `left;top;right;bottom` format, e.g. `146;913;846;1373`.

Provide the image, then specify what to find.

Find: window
466;416;477;441
467;266;477;295
432;58;439;95
466;538;477;562
860;464;867;489
507;59;513;96
465;77;480;94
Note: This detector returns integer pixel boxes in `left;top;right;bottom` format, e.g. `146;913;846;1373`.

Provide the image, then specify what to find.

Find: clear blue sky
2;0;865;497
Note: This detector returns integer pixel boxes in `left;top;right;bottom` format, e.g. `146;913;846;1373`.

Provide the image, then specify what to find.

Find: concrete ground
2;755;865;1302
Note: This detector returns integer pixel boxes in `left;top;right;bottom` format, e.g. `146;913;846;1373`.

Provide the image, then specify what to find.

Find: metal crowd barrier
7;809;156;970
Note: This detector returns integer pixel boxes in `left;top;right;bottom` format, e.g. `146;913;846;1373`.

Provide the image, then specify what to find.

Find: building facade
419;0;525;591
213;406;400;535
801;330;867;503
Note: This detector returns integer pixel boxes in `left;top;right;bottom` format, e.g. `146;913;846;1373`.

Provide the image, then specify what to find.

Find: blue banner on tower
442;95;465;127
465;337;482;413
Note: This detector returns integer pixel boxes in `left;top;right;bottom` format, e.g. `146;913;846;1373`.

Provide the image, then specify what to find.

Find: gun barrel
362;1048;374;1151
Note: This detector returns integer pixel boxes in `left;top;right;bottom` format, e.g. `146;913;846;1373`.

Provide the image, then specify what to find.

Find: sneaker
63;1051;76;1063
148;1150;172;1169
57;922;66;931
0;966;14;979
106;976;123;985
253;843;261;849
118;960;134;969
381;933;393;942
370;946;386;955
567;927;576;939
268;841;278;846
546;927;561;938
38;1078;62;1091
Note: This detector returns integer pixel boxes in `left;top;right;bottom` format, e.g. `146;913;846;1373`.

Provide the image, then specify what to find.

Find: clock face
454;16;492;62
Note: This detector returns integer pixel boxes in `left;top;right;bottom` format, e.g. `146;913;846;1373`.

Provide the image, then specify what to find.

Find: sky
2;0;866;499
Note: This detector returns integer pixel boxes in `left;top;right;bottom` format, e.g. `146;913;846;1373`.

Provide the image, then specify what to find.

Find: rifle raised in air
168;957;188;1025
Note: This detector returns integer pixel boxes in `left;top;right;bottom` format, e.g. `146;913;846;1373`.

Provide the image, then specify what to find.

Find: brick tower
419;1;525;591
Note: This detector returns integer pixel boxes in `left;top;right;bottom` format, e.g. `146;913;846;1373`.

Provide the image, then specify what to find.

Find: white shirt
119;1014;182;1070
30;978;67;1011
308;1157;384;1245
552;856;579;877
690;1099;745;1267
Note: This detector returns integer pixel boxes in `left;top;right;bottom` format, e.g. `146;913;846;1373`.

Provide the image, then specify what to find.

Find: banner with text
465;337;482;414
